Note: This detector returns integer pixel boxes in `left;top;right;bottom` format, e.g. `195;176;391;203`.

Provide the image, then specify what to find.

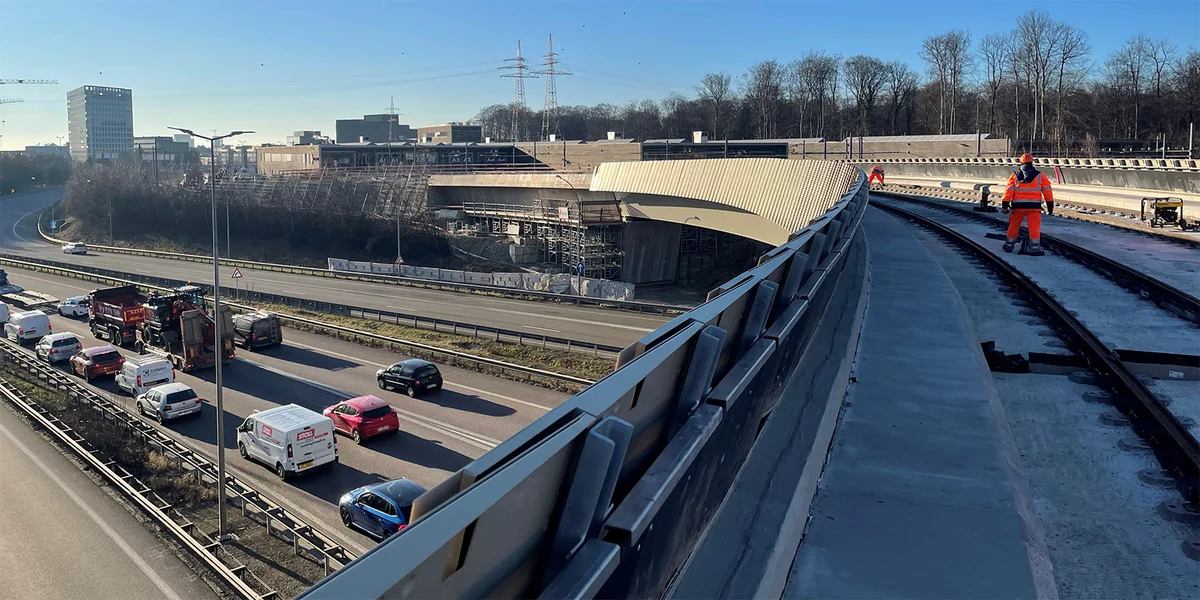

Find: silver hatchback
34;333;83;364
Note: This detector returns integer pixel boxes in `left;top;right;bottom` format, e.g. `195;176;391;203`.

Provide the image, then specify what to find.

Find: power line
535;34;572;141
499;40;538;142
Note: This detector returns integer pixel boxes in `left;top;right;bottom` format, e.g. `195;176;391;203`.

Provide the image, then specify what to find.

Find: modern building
23;144;70;158
335;114;415;144
134;136;192;166
172;133;194;148
67;85;134;162
286;130;330;146
417;123;483;144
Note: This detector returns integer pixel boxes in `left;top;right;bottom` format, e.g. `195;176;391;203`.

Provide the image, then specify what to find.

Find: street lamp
167;126;253;540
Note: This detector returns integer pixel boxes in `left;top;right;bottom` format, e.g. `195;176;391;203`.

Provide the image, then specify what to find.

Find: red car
324;395;400;444
70;345;125;382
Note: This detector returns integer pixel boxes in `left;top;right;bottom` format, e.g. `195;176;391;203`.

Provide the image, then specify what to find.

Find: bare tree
1051;22;1091;152
979;33;1008;134
1143;38;1178;98
695;72;733;139
1175;50;1200;131
884;61;919;135
844;55;888;136
1106;35;1149;138
742;60;785;138
791;51;841;139
1015;10;1063;140
920;29;972;133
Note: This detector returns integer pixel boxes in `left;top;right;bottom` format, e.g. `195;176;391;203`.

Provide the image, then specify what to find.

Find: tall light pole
168;126;253;540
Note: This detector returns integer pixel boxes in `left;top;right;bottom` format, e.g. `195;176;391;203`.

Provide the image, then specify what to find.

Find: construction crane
0;79;58;85
0;99;24;106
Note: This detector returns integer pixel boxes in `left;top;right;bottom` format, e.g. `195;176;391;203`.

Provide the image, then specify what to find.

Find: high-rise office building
67;85;134;162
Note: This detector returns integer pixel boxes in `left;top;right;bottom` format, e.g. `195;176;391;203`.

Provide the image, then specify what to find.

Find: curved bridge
303;159;869;599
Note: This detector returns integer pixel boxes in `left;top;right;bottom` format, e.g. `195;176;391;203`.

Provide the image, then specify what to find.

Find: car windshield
92;351;121;363
414;365;439;378
51;338;77;347
362;406;392;419
165;389;198;404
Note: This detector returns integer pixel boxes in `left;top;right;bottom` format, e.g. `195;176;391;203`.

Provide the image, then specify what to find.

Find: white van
237;404;338;480
5;311;51;345
116;357;175;396
0;301;10;324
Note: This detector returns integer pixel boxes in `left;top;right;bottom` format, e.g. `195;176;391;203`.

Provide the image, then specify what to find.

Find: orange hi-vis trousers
868;172;884;185
1007;208;1042;241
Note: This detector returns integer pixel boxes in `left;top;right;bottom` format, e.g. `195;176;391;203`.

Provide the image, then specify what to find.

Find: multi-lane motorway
5;188;668;348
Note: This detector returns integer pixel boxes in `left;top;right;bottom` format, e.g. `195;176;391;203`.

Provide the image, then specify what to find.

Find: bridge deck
784;210;1048;599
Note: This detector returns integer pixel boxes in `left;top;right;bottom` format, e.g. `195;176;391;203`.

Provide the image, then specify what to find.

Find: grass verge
244;301;608;392
0;360;325;598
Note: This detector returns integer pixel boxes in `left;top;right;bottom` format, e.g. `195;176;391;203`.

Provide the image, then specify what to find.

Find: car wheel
155;411;164;424
239;443;248;459
406;385;417;398
352;429;362;445
377;378;387;390
275;463;288;481
137;401;145;416
340;506;352;527
58;308;64;317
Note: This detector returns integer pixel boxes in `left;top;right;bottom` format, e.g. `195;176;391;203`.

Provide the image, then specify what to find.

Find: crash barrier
298;170;870;599
38;219;679;314
327;259;638;302
0;343;356;598
853;156;1200;171
0;253;594;387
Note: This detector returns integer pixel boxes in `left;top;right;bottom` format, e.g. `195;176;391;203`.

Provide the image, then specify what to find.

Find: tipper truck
88;284;235;372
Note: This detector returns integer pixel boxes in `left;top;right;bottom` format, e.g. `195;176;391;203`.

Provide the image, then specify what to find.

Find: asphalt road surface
5;188;667;348
1;263;569;551
0;391;219;600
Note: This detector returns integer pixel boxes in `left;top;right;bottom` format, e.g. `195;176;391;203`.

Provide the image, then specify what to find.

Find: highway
0;263;569;551
0;388;219;600
5;188;667;348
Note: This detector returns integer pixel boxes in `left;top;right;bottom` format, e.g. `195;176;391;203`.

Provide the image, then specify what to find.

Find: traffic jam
0;269;435;542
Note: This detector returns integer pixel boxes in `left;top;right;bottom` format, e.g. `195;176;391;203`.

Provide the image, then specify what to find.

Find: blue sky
1;0;1197;148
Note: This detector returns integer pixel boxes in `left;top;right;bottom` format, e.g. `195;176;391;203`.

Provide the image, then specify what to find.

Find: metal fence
297;171;870;599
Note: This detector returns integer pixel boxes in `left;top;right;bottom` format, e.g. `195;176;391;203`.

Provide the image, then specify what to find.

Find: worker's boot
1002;238;1016;253
1027;240;1044;256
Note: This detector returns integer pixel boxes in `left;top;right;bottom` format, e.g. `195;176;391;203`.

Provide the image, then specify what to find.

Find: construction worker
1001;153;1054;254
868;164;885;187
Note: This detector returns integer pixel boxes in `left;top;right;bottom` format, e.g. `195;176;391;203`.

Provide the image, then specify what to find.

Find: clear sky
1;0;1196;148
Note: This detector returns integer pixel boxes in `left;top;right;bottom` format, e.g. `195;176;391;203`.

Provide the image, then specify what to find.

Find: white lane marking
522;325;561;333
11;210;39;245
240;358;498;450
0;417;185;600
386;305;419;311
282;339;555;412
279;289;307;296
9;270;90;292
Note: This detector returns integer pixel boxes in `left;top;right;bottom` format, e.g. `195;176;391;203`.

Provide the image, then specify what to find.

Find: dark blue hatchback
338;478;428;540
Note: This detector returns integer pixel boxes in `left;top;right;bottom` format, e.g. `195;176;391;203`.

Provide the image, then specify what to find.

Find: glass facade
66;86;134;161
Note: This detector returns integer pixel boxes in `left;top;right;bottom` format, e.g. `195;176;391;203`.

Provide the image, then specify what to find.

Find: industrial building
417;123;483;144
67;85;134;162
335;114;416;144
134;136;192;166
286;130;331;146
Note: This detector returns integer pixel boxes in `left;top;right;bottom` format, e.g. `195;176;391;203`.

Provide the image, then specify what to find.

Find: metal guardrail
38;216;687;315
852;156;1200;171
0;343;357;597
298;172;870;599
0;253;595;387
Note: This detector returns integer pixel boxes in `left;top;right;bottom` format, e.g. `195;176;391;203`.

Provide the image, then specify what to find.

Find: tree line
0;153;71;195
474;10;1198;155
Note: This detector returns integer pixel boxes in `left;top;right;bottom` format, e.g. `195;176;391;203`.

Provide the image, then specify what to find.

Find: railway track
871;198;1199;514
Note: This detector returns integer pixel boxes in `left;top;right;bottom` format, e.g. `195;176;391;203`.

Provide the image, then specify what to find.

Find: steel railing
37;218;687;315
850;156;1200;171
0;252;596;387
297;170;871;599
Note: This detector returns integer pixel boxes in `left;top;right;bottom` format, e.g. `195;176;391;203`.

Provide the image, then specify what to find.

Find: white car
62;242;88;255
58;296;91;318
136;382;203;423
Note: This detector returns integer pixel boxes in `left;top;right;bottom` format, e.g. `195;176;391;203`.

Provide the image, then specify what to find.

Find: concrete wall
832;138;1009;159
622;220;681;285
859;161;1200;194
514;141;643;171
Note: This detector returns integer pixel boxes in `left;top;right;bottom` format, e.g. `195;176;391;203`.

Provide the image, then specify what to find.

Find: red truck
88;285;146;346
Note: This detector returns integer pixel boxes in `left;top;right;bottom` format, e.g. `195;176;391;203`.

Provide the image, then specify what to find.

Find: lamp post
167;126;253;540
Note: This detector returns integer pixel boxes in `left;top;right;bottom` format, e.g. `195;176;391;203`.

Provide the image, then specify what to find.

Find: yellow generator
1141;197;1199;231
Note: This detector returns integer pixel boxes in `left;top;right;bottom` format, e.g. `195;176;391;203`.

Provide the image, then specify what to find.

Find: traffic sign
576;261;585;276
50;220;58;230
230;268;243;279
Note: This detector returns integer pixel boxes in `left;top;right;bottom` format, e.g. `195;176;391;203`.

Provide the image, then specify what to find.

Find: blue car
339;478;427;540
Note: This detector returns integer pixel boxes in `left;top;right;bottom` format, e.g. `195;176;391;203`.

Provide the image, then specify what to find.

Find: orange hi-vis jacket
870;165;884;175
1002;165;1055;211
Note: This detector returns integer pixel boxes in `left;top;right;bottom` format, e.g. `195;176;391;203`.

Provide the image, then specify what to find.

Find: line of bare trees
473;10;1198;155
